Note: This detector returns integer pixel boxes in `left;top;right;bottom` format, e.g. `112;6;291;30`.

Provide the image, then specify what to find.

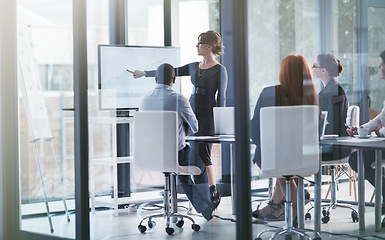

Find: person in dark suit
250;55;319;221
312;53;350;161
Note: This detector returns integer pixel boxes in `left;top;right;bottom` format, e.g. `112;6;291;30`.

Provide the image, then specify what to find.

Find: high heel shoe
252;200;285;221
210;185;221;210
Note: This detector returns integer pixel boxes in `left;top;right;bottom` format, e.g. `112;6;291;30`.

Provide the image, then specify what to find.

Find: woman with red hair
250;54;319;223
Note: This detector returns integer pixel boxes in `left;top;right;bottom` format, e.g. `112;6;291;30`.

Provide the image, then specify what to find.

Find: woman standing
250;54;319;222
128;30;228;209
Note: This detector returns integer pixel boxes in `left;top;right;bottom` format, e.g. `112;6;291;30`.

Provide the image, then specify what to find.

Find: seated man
140;63;215;221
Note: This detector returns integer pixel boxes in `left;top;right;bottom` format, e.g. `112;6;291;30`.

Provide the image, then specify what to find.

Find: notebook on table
213;107;235;137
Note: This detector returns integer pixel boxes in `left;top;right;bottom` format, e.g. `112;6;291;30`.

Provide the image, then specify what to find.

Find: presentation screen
98;45;181;110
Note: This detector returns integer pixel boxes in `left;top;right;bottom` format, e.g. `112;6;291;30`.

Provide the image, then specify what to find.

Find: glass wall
5;0;385;239
123;0;221;190
17;0;109;238
17;0;75;237
247;0;385;232
365;5;385;114
248;0;385;136
248;0;319;111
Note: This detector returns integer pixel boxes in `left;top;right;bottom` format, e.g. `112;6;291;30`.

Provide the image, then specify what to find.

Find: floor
21;177;385;240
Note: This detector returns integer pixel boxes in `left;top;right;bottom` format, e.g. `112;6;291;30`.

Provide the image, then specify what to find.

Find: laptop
213;107;235;136
319;111;328;140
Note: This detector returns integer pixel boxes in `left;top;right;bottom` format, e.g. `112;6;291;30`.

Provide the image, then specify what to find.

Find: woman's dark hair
317;54;344;77
198;30;224;56
279;54;319;106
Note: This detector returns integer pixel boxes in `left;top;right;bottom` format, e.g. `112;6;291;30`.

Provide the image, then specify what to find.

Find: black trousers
348;150;385;203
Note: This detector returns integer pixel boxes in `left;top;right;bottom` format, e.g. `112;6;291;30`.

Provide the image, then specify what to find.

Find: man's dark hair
156;63;175;85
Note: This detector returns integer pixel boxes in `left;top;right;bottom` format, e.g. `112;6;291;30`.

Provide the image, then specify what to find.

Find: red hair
279;54;318;106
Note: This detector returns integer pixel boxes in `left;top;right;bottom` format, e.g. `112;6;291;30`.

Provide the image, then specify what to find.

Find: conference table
319;135;385;232
187;134;385;233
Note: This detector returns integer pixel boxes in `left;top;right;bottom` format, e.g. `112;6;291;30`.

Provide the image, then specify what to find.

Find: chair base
305;166;359;223
255;227;321;240
256;176;321;240
305;202;358;223
137;172;200;235
138;212;200;235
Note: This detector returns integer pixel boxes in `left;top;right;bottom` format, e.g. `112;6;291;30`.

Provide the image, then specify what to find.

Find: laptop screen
213;107;235;135
319;111;328;140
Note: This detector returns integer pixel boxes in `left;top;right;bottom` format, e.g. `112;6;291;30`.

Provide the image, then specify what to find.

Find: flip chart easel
18;25;70;233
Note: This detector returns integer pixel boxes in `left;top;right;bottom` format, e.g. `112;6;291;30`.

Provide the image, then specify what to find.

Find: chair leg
370;190;375;203
137;173;201;235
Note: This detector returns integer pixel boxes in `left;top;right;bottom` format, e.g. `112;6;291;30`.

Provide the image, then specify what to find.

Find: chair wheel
351;211;358;222
138;225;147;233
305;212;311;220
321;215;330;223
192;223;200;231
381;217;385;228
148;220;156;228
165;227;174;235
255;238;262;240
176;219;184;228
322;209;327;217
313;237;322;240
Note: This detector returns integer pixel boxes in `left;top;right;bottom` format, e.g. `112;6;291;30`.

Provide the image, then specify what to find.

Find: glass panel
248;0;319;184
367;6;385;113
17;0;75;238
17;0;109;238
126;0;164;46
17;0;75;237
176;0;221;184
248;0;318;111
332;0;358;105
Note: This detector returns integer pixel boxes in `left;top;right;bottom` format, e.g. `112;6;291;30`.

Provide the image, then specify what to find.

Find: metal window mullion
164;0;172;46
73;0;90;239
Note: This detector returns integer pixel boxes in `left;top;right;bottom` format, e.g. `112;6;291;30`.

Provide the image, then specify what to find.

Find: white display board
18;26;53;141
98;45;181;110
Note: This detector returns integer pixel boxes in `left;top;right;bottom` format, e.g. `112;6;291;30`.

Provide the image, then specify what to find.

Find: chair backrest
259;105;319;177
134;110;178;172
346;105;360;127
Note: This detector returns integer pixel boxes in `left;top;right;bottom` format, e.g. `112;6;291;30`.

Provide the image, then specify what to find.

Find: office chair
255;106;321;240
134;111;201;235
305;105;359;223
